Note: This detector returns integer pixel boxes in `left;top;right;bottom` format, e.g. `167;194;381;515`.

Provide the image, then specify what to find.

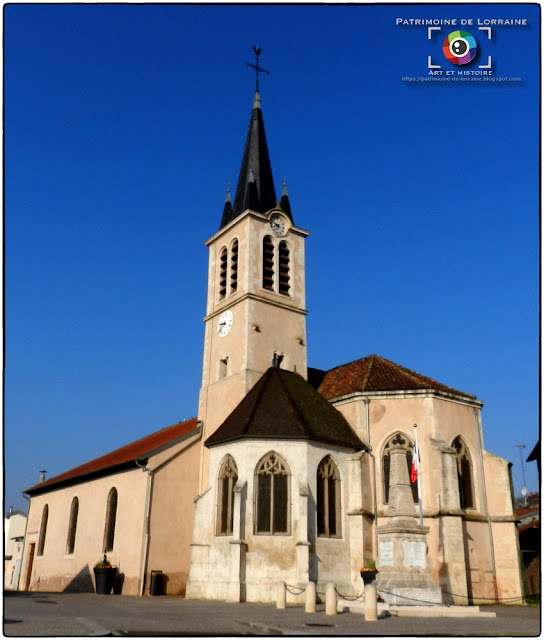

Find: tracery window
452;436;474;509
317;456;341;537
230;240;238;293
103;488;118;553
37;504;49;556
255;452;290;534
219;247;228;299
278;241;290;296
66;497;79;555
262;236;275;291
382;432;419;504
217;455;238;535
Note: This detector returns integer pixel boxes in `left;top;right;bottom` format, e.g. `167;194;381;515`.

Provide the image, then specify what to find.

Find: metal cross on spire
246;45;269;92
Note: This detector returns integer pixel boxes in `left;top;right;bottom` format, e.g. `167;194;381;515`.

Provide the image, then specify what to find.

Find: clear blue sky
5;4;540;513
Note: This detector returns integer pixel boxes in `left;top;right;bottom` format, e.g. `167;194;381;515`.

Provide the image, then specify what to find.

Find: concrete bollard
364;582;378;621
277;581;286;609
325;582;337;615
305;581;316;613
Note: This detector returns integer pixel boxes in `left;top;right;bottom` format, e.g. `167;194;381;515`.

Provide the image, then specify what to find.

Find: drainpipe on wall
135;459;154;597
363;397;379;557
475;408;499;603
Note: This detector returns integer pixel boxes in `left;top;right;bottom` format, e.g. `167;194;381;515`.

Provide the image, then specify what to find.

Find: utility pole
516;444;527;505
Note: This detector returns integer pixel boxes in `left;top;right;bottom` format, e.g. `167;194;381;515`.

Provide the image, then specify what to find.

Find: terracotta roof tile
25;418;200;495
318;354;475;401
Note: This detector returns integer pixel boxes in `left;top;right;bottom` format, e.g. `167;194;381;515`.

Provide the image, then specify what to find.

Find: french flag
410;436;420;484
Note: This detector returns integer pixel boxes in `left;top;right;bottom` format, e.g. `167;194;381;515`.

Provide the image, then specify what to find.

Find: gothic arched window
37;504;49;556
255;452;290;534
452;436;474;509
66;497;79;555
230;240;239;293
217;455;238;535
219;247;228;299
382;432;419;504
103;488;118;553
262;236;275;291
278;241;290;296
317;456;341;537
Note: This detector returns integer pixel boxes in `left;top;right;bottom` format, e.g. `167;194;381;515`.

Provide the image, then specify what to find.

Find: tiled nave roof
24;418;200;496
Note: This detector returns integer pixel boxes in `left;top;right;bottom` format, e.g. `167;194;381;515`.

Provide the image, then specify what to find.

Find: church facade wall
186;438;361;603
20;468;148;594
330;390;522;604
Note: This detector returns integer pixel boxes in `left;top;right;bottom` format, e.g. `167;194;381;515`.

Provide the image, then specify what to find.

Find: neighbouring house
5;508;27;590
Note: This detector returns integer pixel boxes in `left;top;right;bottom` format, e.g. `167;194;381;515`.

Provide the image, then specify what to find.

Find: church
19;69;522;605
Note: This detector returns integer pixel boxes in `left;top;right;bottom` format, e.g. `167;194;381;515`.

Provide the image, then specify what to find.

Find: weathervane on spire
246;45;269;92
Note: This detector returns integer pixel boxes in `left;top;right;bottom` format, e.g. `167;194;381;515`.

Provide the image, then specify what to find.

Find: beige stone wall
146;436;201;595
20;468;147;594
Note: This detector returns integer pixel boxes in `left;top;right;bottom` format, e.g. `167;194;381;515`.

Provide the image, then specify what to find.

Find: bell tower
197;85;309;490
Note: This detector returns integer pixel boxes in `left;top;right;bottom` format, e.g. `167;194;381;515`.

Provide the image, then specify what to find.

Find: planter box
93;567;117;594
360;570;378;585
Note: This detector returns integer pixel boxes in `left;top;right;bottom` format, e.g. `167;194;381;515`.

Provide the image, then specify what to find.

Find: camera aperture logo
396;16;528;84
443;30;477;65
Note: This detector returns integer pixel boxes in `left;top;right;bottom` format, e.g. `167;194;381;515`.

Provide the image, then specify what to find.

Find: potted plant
360;560;378;585
93;555;117;594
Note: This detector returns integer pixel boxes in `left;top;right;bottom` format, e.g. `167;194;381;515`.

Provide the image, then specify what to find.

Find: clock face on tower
217;310;233;337
269;212;288;237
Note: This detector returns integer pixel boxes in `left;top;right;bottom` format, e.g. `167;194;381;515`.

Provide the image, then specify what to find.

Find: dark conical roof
221;92;277;228
205;367;365;450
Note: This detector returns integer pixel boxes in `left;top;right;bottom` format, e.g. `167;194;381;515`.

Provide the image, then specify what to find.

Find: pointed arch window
219;247;228;299
452;436;474;509
255;452;290;534
37;504;49;556
103;488;118;553
262;236;275;291
217;456;238;535
230;240;239;293
66;497;79;555
317;456;341;537
382;433;419;504
278;241;290;296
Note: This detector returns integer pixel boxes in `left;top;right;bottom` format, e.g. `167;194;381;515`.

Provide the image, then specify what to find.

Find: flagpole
414;424;423;526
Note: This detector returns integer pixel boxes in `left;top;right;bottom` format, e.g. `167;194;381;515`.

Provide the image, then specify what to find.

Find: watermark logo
442;30;477;65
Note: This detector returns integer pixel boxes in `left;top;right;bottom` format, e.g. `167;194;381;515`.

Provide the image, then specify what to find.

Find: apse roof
317;354;475;401
205;367;365;450
24;418;200;496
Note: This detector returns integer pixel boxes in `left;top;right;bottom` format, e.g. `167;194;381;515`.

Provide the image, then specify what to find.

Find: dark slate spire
279;179;292;220
221;92;277;228
219;186;233;229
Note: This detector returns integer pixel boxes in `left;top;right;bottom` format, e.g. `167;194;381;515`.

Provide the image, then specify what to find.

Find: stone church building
19;88;522;605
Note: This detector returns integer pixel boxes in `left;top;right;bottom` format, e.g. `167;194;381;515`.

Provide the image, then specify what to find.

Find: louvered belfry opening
219;247;228;299
262;236;274;290
278;241;290;295
230;240;238;293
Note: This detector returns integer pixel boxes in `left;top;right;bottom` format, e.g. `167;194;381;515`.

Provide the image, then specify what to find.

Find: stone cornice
204;292;308;322
330;388;483;409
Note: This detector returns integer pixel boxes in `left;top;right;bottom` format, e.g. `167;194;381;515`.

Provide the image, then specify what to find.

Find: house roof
24;418;200;496
317;354;476;401
205;367;365;450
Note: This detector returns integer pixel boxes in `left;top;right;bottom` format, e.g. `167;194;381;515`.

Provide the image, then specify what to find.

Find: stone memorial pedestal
376;517;442;605
376;434;442;605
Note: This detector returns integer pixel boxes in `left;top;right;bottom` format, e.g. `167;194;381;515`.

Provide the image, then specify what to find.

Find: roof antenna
246;45;269;93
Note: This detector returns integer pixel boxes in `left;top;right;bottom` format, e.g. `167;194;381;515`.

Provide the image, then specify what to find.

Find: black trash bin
150;570;163;596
